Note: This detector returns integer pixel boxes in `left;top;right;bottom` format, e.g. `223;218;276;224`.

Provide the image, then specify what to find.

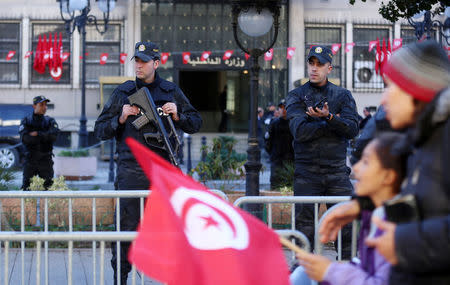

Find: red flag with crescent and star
126;138;290;285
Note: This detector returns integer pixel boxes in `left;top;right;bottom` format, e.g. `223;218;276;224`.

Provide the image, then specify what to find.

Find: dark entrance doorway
179;70;224;132
179;70;250;132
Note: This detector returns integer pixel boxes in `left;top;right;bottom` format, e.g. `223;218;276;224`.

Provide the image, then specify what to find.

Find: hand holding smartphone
313;97;327;112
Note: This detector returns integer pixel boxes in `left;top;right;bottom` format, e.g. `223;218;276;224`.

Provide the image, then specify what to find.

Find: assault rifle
128;88;181;166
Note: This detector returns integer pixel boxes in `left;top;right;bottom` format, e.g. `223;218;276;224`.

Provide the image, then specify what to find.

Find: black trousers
111;198;142;278
293;165;353;259
22;158;53;190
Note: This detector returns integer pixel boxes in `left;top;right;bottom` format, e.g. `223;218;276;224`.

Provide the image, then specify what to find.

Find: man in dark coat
19;95;59;190
265;99;294;189
94;41;202;284
286;45;359;258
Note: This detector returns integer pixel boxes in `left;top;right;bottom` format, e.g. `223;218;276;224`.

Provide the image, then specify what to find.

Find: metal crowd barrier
0;191;354;285
233;196;357;260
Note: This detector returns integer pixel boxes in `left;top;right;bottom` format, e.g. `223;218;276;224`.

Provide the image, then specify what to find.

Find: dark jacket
286;81;359;171
19;113;59;160
350;106;393;165
94;73;202;189
265;117;294;163
390;88;450;284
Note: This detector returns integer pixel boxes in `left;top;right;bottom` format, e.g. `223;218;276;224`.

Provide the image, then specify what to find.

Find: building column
125;0;141;77
72;28;80;89
346;21;353;92
288;0;304;90
21;18;30;91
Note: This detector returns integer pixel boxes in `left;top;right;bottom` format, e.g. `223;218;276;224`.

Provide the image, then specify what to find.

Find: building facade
0;0;447;147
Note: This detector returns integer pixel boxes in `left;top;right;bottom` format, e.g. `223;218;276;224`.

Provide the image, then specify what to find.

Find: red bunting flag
126;138;290;285
331;44;341;55
24;51;33;59
368;40;378;52
392;38;403;51
61;52;70;62
264;48;274;61
345;42;355;53
33;35;45;74
223;50;234;60
79;52;89;59
99;53;109;65
201;51;211;61
182;52;191;64
375;38;382;75
286;47;296;60
6;51;15;61
244;53;250;61
160;52;169;64
50;33;63;81
119;53;127;64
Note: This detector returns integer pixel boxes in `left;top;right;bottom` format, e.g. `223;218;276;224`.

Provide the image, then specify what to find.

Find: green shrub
0;165;14;191
57;149;89;157
192;136;247;182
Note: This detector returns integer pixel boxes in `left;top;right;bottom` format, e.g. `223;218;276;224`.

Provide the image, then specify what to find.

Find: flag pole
279;237;309;258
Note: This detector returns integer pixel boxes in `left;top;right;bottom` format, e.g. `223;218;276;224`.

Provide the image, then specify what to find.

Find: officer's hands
119;104;140;124
30;131;38;136
162;102;179;121
306;102;329;118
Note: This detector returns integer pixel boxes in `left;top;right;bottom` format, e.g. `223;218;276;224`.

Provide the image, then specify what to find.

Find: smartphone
313;97;327;111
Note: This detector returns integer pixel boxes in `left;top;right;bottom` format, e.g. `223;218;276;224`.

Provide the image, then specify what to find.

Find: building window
353;26;391;91
0;23;20;84
401;25;438;46
31;23;71;84
85;24;122;84
304;25;346;87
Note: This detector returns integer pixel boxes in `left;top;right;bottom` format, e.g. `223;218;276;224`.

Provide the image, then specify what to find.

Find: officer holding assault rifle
94;41;202;285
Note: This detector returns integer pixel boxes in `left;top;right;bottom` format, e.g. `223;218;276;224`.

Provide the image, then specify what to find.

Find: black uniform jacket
94;73;202;189
286;80;358;172
19;113;59;160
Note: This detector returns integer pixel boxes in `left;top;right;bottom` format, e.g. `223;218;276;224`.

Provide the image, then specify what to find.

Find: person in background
291;132;405;285
319;40;450;285
20;96;59;190
359;107;372;130
218;85;228;132
286;45;359;259
265;99;294;189
94;41;202;285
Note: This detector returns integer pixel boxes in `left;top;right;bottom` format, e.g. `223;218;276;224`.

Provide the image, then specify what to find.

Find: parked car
0;104;33;169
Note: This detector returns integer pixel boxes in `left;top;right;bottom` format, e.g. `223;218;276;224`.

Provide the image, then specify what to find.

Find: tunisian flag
126;138;290;285
50;33;63;81
223;49;234;60
160;52;170;64
33;35;45;74
286;47;296;59
182;52;191;64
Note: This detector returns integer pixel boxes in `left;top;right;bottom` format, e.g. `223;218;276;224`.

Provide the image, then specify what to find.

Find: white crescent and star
170;187;249;250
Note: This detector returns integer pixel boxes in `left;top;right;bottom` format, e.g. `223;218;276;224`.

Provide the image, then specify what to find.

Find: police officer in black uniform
265;99;294;189
94;41;202;284
20;95;59;190
286;46;359;259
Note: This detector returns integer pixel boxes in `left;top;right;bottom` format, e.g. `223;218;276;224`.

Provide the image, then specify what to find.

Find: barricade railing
233;196;357;260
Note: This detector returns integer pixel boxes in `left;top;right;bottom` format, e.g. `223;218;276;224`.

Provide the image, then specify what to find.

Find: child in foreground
290;132;405;285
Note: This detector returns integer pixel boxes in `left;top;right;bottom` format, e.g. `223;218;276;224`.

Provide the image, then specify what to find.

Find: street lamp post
58;0;116;148
231;0;280;216
408;8;450;45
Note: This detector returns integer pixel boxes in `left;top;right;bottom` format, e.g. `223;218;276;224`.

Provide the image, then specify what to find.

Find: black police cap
33;95;50;105
133;41;160;62
307;45;333;64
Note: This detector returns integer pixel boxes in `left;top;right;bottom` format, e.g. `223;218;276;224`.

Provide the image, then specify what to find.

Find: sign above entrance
181;55;249;70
